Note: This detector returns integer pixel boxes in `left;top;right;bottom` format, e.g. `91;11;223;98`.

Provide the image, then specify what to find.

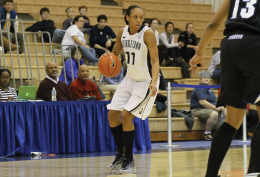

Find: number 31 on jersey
231;0;257;19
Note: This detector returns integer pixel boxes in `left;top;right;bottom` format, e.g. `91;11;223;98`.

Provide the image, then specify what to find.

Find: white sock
204;130;211;135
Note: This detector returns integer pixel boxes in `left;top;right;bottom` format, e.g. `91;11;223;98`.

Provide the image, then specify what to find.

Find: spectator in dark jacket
178;23;197;63
89;14;116;57
25;7;56;43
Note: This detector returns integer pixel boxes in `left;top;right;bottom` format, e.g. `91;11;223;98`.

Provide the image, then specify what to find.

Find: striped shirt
0;87;17;101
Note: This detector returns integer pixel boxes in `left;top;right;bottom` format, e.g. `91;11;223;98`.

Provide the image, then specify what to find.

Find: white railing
191;0;224;12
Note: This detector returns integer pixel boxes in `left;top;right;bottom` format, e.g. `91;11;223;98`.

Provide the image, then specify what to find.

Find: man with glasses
190;70;225;140
0;0;24;53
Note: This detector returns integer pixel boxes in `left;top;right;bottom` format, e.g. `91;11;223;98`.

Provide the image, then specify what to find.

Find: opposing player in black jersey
189;0;260;177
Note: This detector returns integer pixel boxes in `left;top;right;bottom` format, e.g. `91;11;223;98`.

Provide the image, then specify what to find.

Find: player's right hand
149;83;157;97
189;54;204;76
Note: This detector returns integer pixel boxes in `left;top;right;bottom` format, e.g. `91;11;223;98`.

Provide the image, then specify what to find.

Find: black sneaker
118;156;136;174
107;152;123;170
204;134;213;140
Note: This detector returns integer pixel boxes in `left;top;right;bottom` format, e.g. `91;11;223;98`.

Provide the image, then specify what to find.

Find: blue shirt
190;85;216;110
101;67;124;85
59;57;84;85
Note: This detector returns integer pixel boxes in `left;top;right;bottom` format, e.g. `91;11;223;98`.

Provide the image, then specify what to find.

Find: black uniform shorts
217;29;260;109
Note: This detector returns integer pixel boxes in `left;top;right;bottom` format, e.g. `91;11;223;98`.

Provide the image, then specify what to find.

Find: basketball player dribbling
189;0;260;176
105;5;160;174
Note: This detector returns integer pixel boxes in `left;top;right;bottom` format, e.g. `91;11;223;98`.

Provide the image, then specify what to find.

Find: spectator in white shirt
159;22;184;59
61;15;99;66
0;0;24;53
208;50;221;80
150;18;170;66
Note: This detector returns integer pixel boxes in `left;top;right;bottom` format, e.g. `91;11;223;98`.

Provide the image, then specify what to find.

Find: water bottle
51;87;57;101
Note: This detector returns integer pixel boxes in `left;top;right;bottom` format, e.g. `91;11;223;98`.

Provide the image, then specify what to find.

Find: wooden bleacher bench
17;0;100;5
149;117;217;141
114;0;191;4
158;90;187;104
160;67;182;79
144;9;214;21
14;3;122;16
2;54;63;66
165;18;226;30
117;0;212;12
174;79;219;92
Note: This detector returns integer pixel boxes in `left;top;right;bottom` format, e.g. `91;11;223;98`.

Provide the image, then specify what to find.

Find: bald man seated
69;65;102;100
37;62;72;101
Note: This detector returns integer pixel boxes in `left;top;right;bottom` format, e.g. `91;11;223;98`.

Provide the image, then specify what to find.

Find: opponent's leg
246;106;260;176
205;105;245;177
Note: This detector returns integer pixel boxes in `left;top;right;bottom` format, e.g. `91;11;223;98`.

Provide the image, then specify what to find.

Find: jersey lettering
122;40;142;50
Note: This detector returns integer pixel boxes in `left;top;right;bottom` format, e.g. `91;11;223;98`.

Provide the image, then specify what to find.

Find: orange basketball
98;54;122;77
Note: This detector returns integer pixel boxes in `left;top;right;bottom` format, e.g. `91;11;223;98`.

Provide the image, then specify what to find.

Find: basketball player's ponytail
124;5;142;25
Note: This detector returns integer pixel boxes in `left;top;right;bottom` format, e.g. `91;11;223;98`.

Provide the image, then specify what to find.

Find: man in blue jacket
0;0;24;53
89;14;116;57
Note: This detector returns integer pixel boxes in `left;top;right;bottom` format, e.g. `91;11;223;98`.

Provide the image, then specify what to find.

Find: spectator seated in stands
37;62;72;101
89;15;116;57
63;7;74;30
25;7;56;43
159;22;190;78
190;71;225;140
0;34;18;51
178;23;197;63
79;5;93;34
149;18;170;66
208;50;221;81
142;20;149;27
69;65;102;100
59;47;106;99
0;0;24;53
100;53;124;93
0;69;17;101
61;15;99;66
159;22;184;59
59;46;84;85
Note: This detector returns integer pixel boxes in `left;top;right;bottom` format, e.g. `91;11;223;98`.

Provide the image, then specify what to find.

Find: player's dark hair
73;15;84;24
124;5;142;25
149;18;158;25
186;22;194;29
97;14;107;22
40;7;50;15
3;0;13;4
71;46;83;59
165;22;174;29
0;69;11;77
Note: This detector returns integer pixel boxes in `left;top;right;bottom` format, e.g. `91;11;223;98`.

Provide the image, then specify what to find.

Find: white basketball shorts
107;76;160;120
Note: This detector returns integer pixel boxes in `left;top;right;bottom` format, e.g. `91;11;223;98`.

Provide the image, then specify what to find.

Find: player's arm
111;28;124;56
144;29;160;97
190;0;230;67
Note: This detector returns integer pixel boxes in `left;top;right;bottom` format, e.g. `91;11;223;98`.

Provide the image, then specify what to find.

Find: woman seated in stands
0;69;17;101
59;47;106;99
61;15;99;66
149;18;170;66
99;53;124;93
158;22;190;78
190;71;225;140
159;22;184;59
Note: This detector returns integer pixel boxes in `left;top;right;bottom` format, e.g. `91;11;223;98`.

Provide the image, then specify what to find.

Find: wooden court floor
0;145;250;177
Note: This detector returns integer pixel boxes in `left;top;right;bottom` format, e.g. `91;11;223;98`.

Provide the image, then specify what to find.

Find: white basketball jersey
121;25;151;81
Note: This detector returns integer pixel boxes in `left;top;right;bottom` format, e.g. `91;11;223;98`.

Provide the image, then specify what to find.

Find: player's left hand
189;54;204;76
149;83;157;97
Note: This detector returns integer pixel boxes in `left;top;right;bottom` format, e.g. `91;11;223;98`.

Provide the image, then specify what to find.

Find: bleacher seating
4;0;224;141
